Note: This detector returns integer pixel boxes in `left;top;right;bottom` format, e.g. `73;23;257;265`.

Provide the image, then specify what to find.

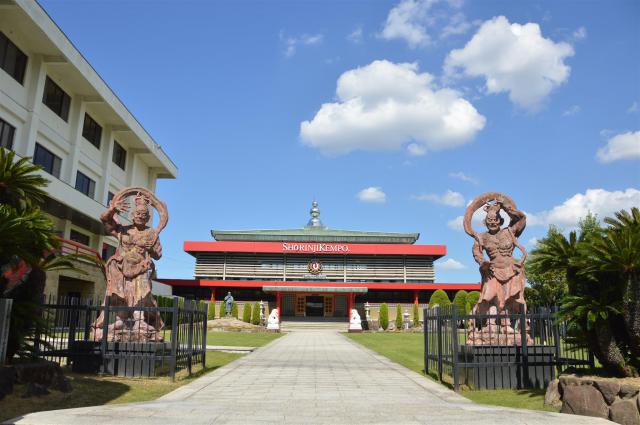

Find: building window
69;229;90;247
107;191;115;206
0;31;27;84
82;113;102;149
112;140;126;169
0;117;16;150
75;171;95;198
42;76;71;121
33;143;62;178
102;243;116;261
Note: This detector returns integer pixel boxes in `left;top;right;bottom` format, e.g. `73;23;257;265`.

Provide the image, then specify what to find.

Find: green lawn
0;351;242;422
345;332;559;413
206;331;283;347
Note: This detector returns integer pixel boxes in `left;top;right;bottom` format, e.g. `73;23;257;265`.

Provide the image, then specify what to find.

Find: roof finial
306;200;324;228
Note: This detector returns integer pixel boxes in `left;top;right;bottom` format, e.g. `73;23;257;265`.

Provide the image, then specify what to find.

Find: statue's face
133;208;150;226
485;214;501;232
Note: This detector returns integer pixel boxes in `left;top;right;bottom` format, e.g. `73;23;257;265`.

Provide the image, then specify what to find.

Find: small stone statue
224;292;234;317
267;309;279;331
364;302;371;321
92;187;168;342
349;309;362;332
259;300;265;324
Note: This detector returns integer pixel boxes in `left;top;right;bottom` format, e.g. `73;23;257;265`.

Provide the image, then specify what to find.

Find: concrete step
280;321;349;332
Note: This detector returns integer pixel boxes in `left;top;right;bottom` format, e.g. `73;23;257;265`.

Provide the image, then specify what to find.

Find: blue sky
40;0;639;283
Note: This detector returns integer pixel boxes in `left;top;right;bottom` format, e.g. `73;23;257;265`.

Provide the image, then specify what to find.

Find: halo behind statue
111;187;168;234
463;192;517;239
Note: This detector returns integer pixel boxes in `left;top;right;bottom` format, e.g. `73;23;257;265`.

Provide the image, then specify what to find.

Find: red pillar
276;292;281;317
413;290;419;305
347;292;353;317
210;288;216;303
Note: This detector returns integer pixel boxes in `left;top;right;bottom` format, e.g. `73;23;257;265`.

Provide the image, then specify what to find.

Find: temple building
161;202;479;318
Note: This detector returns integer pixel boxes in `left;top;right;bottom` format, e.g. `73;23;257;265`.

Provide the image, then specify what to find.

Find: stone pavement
5;331;610;425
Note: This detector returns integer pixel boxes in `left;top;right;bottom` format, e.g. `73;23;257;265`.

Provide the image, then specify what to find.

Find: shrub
452;290;468;315
467;291;480;309
413;303;419;327
231;302;238;319
251;302;260;325
395;304;403;329
207;301;215;320
465;301;472;314
242;303;251;323
428;290;451;308
219;302;226;318
379;303;389;330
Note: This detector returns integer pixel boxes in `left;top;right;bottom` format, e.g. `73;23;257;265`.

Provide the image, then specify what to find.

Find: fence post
101;296;110;374
169;296;179;381
0;299;12;365
186;300;195;376
201;302;208;367
423;307;428;376
520;308;529;387
436;306;443;382
552;306;562;377
451;305;460;391
68;298;78;361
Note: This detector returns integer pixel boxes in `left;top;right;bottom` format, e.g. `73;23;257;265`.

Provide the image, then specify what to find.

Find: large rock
561;384;609;419
544;379;562;407
594;380;621;405
609;399;640;425
620;384;640;399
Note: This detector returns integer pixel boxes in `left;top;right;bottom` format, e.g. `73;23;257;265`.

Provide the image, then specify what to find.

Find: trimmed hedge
231;302;238;319
242;303;251;323
413;303;419;327
428;289;451;308
452;290;468;315
379;303;389;330
251;302;260;325
219;302;226;318
207;301;215;320
395;303;403;329
467;291;481;309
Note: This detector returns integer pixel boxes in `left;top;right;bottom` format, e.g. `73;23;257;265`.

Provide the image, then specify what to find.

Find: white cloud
447;215;464;231
449;171;478;184
281;32;323;57
437;258;466;270
444;16;574;111
300;60;485;155
357;187;386;203
441;13;476;39
572;26;587;41
562;105;581;117
380;0;435;48
413;190;465;207
597;131;640;163
627;101;639;114
530;188;640;229
407;143;427;156
347;26;363;44
526;237;539;248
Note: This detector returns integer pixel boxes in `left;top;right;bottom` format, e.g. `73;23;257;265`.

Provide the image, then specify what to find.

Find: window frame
69;229;91;247
0;31;28;84
42;76;71;121
112;140;126;170
33;143;62;178
0;117;16;150
75;170;96;199
82;113;102;149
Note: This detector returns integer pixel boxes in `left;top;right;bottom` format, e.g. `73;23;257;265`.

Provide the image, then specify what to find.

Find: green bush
251;302;260;325
428;290;451;308
413;303;419;327
467;291;480;309
465;301;472;314
379;303;389;330
452;290;468;315
219;302;226;318
207;301;215;320
231;302;238;319
395;304;403;329
242;303;251;323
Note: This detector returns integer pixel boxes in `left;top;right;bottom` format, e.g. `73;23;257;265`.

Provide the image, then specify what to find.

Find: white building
0;0;177;299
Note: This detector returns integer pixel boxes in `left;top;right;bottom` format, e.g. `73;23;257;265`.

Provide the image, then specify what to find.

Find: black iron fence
34;295;207;379
424;305;594;391
0;298;11;365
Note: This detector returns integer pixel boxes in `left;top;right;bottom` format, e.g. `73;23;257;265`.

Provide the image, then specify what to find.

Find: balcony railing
59;238;102;260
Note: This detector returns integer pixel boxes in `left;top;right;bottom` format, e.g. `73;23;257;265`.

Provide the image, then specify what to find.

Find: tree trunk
594;320;633;377
624;272;640;362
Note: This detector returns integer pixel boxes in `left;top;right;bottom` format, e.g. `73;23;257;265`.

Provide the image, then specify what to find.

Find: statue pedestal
456;345;555;390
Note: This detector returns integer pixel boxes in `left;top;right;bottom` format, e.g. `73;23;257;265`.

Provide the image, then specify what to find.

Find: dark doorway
305;296;324;317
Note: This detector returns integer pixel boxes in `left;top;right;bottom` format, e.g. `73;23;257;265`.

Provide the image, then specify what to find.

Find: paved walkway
6;332;609;425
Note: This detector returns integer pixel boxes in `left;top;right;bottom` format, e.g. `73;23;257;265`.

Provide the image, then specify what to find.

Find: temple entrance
305;295;324;317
